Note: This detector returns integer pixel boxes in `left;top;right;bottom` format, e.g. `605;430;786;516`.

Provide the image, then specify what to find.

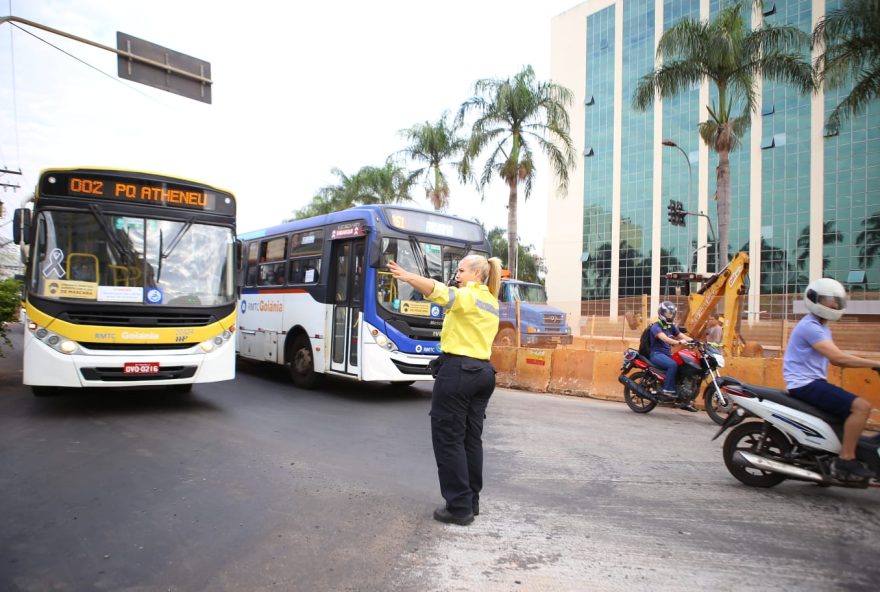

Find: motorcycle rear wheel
703;383;734;425
723;422;791;488
622;370;658;414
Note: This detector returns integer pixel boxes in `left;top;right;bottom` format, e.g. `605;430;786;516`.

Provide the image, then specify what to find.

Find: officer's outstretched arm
387;261;436;297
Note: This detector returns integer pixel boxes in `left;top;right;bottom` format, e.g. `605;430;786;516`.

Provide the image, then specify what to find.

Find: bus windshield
30;209;235;307
377;236;487;313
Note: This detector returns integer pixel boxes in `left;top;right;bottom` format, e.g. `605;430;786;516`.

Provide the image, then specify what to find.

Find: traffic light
667;200;677;225
666;199;687;226
666;200;687;227
676;200;686;226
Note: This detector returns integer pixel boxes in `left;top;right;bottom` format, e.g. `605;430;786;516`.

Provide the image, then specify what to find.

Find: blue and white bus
236;205;490;387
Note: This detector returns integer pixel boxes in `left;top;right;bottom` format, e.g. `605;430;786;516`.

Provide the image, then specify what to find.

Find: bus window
259;262;286;286
256;237;287;286
288;258;320;284
244;242;260;287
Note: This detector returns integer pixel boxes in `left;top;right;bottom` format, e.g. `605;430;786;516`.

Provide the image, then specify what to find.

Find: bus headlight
59;341;78;354
29;323;79;355
200;328;234;353
371;329;398;352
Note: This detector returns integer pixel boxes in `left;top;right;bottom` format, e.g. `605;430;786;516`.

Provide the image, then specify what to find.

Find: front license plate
123;362;160;374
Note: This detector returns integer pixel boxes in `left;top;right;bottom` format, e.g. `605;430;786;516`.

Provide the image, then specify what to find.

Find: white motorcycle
712;376;880;489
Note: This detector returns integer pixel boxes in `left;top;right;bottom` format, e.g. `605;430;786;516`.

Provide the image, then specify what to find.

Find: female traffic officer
388;254;502;526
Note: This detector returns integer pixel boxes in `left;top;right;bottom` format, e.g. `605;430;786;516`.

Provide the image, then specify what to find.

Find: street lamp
662;138;696;270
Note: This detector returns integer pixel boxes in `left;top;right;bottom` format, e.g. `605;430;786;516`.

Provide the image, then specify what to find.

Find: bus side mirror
234;239;244;271
13;208;31;245
368;245;382;268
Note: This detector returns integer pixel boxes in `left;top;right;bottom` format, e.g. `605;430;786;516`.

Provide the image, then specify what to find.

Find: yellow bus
13;167;238;396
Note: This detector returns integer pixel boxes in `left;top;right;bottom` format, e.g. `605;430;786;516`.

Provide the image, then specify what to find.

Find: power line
9;22;161;103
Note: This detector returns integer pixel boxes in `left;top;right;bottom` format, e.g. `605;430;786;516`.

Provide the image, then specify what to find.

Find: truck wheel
494;327;517;347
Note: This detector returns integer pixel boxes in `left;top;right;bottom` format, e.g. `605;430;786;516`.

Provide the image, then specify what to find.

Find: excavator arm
667;252;750;355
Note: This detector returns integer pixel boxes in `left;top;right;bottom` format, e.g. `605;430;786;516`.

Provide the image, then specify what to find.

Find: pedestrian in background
388;254;502;526
703;312;723;346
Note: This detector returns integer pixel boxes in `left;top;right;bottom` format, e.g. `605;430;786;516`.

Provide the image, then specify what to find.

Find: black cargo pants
429;353;496;516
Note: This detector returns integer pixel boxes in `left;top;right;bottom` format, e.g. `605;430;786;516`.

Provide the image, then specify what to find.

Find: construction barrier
493;342;880;428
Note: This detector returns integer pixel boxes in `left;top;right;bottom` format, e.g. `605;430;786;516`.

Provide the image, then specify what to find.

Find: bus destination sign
39;171;236;215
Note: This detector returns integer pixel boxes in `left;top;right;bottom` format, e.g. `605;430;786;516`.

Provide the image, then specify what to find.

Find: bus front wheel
288;334;319;389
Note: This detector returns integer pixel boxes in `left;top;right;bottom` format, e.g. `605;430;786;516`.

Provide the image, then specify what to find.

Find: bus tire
170;384;193;394
288;333;319;389
31;386;57;397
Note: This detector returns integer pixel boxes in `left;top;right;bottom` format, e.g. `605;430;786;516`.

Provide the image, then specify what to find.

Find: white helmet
804;278;847;321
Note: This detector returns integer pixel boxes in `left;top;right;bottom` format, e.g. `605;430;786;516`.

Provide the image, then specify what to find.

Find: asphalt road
1;322;879;592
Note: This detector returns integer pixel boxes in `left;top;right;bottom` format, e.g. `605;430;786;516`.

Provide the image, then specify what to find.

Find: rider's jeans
650;352;678;393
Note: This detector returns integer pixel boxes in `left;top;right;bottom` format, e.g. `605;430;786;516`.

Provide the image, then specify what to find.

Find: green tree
356;161;417;205
0;278;22;357
291;161;415;220
812;0;880;133
632;1;814;268
397;113;466;211
457;65;575;280
486;227;542;283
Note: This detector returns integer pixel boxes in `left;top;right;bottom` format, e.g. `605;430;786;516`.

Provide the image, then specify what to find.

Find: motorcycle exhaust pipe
618;374;658;402
733;451;825;483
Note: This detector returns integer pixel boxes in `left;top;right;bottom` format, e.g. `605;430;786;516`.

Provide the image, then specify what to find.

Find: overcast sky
1;0;581;253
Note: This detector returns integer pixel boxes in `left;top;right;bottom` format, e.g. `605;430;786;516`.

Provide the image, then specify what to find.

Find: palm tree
795;221;843;271
812;0;880;133
856;212;880;269
290;162;415;220
632;1;814;268
356;161;417;205
397;113;466;211
457;65;575;279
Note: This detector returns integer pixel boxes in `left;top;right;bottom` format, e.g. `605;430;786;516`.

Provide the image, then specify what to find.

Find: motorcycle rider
783;278;877;479
649;301;695;411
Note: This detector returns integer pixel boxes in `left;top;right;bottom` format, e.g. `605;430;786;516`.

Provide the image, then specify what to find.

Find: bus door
329;238;365;375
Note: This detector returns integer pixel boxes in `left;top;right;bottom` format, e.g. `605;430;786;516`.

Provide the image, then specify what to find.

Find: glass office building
546;0;880;325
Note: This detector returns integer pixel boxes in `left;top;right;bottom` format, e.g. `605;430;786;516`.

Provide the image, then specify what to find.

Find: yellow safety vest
427;280;499;360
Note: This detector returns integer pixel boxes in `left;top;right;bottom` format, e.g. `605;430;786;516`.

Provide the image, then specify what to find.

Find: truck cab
495;279;573;347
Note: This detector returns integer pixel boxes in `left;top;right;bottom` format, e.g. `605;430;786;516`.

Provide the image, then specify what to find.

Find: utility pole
0;167;22;191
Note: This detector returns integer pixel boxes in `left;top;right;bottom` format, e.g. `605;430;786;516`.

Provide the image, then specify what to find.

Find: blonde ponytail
486;257;502;298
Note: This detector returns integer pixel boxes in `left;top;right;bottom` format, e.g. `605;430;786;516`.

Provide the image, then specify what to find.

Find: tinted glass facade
568;0;880;319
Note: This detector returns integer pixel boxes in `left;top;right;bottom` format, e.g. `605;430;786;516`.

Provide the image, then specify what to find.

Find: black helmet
658;301;677;323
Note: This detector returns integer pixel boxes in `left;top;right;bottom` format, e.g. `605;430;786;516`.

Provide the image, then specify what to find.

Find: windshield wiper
157;218;194;282
409;235;429;277
88;204;135;265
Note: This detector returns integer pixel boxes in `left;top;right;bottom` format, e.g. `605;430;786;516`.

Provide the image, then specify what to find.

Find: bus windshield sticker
400;301;431;316
43;280;97;300
304;268;316;283
145;288;164;305
98;286;144;303
42;248;66;278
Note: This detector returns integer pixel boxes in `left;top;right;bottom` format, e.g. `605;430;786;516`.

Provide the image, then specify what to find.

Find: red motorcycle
617;341;732;424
